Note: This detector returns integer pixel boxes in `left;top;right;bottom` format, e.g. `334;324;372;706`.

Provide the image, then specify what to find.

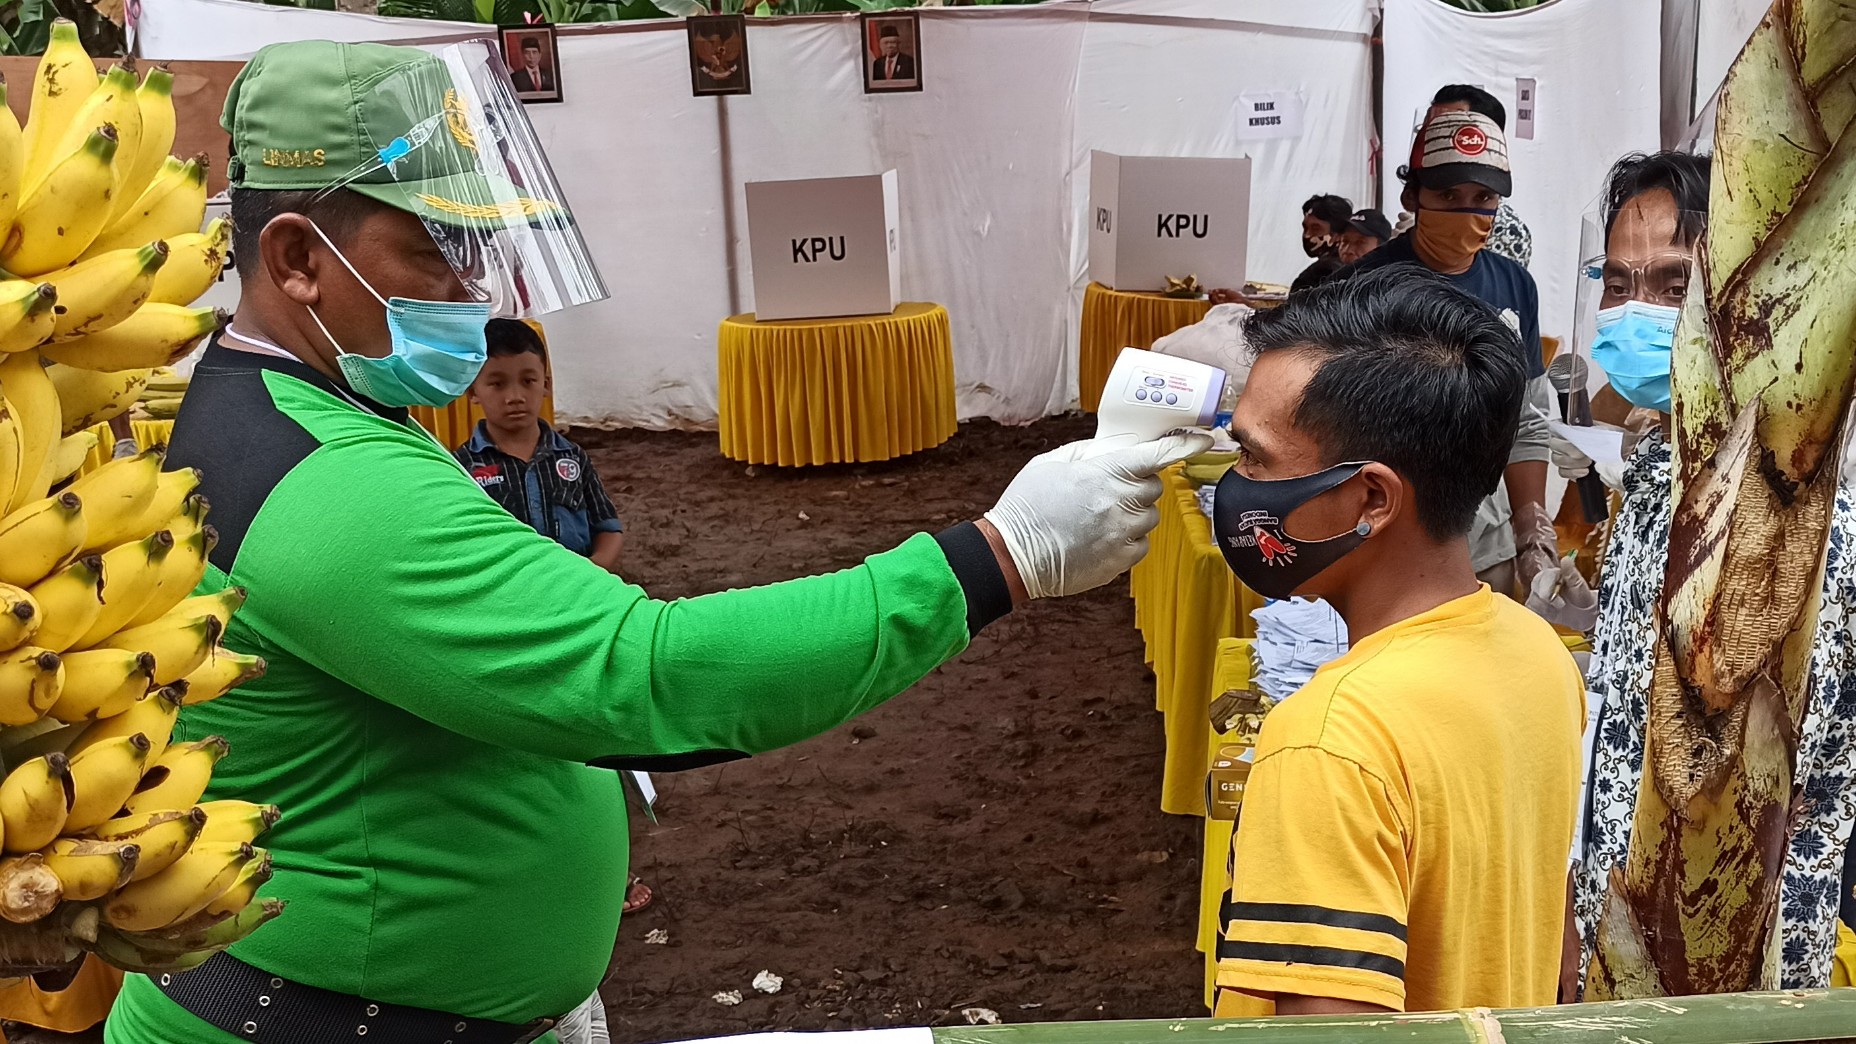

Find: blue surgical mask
1590;300;1678;414
306;223;492;408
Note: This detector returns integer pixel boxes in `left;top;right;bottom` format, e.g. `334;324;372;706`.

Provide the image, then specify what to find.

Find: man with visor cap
105;40;1208;1043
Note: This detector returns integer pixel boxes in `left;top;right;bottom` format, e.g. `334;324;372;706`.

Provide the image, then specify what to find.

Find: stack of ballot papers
1250;597;1349;700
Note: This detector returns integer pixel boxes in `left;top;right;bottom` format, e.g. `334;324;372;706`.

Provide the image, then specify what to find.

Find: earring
1354;521;1372;537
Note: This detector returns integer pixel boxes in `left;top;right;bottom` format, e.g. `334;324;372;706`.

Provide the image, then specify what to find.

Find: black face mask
1213;462;1372;600
1302;235;1331;259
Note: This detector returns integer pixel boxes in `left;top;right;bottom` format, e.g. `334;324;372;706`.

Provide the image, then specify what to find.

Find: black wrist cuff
934;522;1013;637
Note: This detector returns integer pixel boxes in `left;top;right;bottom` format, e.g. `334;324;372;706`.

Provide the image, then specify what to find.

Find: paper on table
1549;420;1628;468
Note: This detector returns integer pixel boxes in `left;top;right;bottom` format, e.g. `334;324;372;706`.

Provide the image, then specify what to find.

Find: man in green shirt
104;39;1205;1044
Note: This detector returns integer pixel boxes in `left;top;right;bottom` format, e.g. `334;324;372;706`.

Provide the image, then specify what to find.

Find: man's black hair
1431;84;1506;130
522;38;541;51
1302;194;1353;237
1242;264;1525;540
1600;151;1711;245
485;317;547;360
227;186;388;283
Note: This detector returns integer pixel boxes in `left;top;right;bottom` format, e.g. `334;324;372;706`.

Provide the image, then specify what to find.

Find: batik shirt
1574;429;1856;989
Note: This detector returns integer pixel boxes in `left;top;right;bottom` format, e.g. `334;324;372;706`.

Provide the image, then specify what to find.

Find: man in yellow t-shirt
1206;266;1585;1016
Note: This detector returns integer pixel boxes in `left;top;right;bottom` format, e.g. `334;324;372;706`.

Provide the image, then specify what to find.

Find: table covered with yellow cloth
76;419;175;475
1195;637;1254;1010
718;303;957;467
0;955;123;1034
1129;465;1263;816
1078;283;1211;412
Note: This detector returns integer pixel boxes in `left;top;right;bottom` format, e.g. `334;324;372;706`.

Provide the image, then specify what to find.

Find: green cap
222;40;561;230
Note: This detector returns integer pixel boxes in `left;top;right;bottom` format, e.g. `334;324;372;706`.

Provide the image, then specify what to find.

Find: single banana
103;839;252;932
119;735;224;818
0;583;39;648
107;68;173;228
0;82;21;241
0;351;60;513
19;21;98;195
64;446;160;553
64;731;151;832
70;530;171;647
194;801;279;848
114;895;281;964
88;806;183;839
89;925;214;973
100;806;202;882
193;852;271;922
46;362;145;436
0;491;84;587
3;126;119;276
42;64;139;203
127;466;199;542
41;836;138;901
0;646;60;726
42;241;168;342
138;395;181;419
0;753;70;853
24;553;102;652
34;428;96;494
45;648;154;723
147;217;228;307
67;686;181;764
43;302;218;373
95;609;217;686
0;853;63;923
176;650;263;708
159;588;244;636
124;522;211;629
84;154;204;260
0;283;60;356
0;398;18;512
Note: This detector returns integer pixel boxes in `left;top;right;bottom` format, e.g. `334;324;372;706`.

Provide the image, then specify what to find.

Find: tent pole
718;94;742;317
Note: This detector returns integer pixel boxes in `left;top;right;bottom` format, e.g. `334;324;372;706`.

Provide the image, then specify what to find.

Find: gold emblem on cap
413;193;561;220
444;89;478;153
261;148;327;168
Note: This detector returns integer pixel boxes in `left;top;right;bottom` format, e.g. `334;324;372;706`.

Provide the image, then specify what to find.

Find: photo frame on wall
500;24;563;104
861;12;922;94
688;14;751;97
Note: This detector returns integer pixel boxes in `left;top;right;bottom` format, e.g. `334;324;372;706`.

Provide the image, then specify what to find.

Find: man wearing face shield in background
1563;151;1856;994
104;41;1210;1044
1344;111;1556;608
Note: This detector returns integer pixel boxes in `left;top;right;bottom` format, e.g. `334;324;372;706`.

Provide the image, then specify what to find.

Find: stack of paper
1250;597;1348;701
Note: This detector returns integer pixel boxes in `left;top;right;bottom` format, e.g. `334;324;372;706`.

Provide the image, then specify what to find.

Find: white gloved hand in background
1512;501;1560;595
984;431;1213;600
1524;554;1599;633
1549;429;1625;491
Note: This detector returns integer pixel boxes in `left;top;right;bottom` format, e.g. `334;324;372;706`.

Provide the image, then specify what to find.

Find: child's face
470;352;548;432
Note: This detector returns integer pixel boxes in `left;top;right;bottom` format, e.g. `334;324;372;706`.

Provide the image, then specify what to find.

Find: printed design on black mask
1227;510;1298;566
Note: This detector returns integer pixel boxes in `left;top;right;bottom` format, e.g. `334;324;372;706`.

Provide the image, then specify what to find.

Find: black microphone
1545;354;1610;524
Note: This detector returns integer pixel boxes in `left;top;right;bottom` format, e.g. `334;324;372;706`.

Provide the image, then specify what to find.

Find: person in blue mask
1564;150;1856;995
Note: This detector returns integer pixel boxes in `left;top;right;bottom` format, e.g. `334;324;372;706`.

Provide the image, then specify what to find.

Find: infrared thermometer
1091;348;1235;453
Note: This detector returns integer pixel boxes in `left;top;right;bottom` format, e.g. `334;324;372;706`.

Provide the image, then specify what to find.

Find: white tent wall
1381;0;1662;351
1069;2;1377;409
1695;0;1769;121
138;0;1375;429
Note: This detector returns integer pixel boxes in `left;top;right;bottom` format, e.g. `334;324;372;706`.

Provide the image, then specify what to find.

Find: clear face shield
1571;206;1703;417
311;41;606;318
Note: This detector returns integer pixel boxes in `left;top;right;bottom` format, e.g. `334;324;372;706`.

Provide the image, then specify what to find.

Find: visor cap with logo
1414;110;1512;197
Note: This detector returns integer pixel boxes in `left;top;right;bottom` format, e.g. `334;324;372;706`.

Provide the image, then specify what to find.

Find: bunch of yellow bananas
0;26;282;978
0;444;276;975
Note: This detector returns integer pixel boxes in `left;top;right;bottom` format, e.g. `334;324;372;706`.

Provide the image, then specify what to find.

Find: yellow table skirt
1078;283;1212;412
1197;638;1254;1010
77;418;176;475
718;303;958;467
1129;466;1263;816
0;956;122;1033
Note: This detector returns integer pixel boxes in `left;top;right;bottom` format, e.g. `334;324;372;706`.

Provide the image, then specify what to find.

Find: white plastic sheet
139;0;1376;429
1382;0;1662;350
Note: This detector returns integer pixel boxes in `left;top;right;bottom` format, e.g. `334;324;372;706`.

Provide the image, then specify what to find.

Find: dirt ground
584;415;1205;1043
5;415;1208;1044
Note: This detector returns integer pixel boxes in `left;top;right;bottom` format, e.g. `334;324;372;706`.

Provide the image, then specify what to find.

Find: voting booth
1088;152;1251;293
746;170;902;322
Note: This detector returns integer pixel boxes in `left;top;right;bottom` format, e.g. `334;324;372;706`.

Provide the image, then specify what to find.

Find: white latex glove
1512;501;1559;595
1548;429;1626;491
984;431;1214;600
1525;554;1599;633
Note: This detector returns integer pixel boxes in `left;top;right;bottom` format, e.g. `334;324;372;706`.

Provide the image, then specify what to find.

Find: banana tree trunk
1590;0;1856;998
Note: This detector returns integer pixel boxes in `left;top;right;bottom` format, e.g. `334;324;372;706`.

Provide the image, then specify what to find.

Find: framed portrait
688;14;751;97
861;12;922;95
500;24;563;104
